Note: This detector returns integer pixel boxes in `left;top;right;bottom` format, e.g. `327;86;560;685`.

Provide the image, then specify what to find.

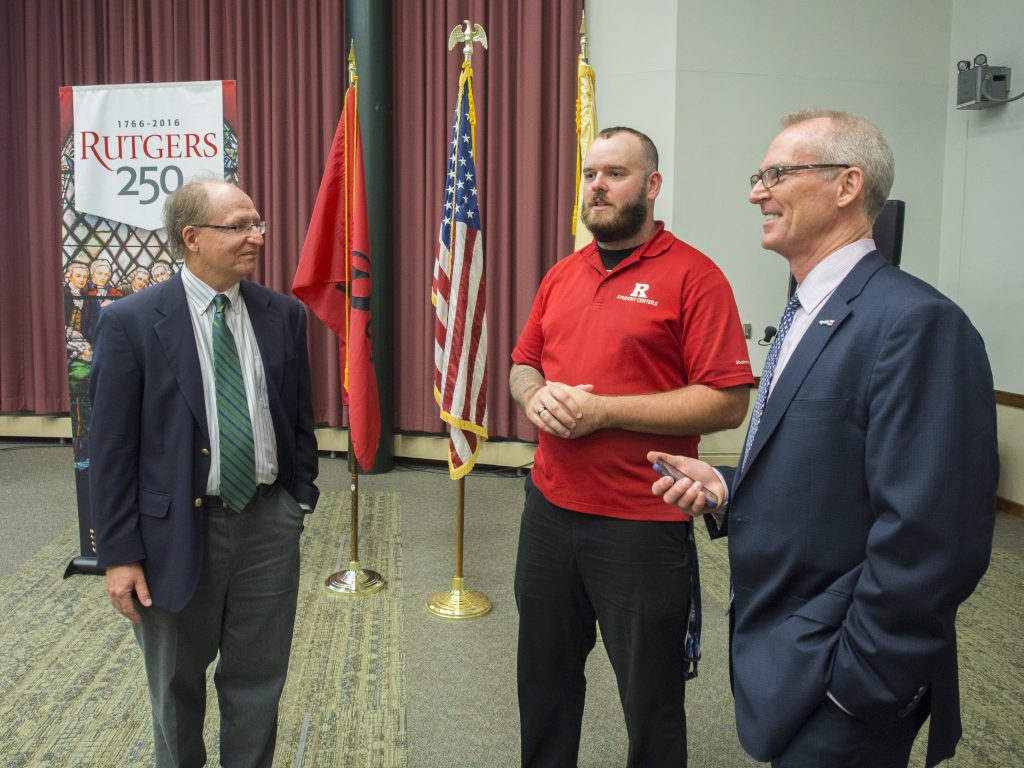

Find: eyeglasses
192;221;267;235
749;165;850;190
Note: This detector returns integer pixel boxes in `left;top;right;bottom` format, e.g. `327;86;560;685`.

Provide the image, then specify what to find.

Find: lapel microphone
758;326;777;346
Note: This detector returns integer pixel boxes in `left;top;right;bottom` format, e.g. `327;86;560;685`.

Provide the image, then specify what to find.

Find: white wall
942;0;1024;504
585;0;680;232
941;0;1023;394
588;0;953;376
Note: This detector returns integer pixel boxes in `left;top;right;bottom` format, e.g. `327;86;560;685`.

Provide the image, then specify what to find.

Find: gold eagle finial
448;20;488;63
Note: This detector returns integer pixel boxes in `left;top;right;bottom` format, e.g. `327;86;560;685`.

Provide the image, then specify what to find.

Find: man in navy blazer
650;111;997;768
90;179;319;768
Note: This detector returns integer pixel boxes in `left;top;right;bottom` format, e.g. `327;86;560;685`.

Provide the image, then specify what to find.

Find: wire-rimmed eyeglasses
749;165;851;190
192;221;267;235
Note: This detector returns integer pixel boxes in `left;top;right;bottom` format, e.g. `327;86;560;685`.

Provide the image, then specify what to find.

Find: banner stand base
64;556;103;579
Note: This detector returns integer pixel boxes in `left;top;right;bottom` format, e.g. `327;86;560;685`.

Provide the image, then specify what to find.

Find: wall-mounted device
956;54;1023;110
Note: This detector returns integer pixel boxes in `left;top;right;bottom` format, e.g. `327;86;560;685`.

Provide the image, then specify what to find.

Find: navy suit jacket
89;272;319;613
711;251;997;767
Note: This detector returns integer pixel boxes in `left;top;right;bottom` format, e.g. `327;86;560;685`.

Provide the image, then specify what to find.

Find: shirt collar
181;263;242;315
794;239;875;314
584;221;670;274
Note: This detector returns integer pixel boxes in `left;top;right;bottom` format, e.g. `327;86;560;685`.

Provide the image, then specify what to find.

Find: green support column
347;0;393;473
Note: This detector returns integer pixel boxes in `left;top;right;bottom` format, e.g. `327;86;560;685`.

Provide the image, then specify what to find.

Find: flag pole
427;475;490;618
325;446;385;594
573;10;598;250
325;42;384;596
580;8;589;62
427;19;491;620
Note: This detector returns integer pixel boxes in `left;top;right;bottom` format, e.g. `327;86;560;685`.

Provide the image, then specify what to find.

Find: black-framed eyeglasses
749;165;851;190
192;221;267;235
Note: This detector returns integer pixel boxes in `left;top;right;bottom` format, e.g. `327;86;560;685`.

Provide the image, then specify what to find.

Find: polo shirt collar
583;221;671;273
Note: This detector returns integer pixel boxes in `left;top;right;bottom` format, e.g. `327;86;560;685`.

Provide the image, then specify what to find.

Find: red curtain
1;0;580;443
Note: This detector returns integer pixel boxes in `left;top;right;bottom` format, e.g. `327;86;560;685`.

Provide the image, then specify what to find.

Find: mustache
588;194;610;206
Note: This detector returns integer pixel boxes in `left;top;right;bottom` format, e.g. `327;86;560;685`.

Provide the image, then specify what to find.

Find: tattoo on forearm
510;366;543;410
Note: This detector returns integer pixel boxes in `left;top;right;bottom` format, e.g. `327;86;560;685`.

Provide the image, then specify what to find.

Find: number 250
116;165;184;204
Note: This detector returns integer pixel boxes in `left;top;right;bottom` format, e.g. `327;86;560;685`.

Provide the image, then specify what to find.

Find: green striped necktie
212;293;256;512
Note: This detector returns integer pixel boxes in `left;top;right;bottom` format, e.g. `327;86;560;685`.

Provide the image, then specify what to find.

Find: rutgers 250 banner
59;81;238;569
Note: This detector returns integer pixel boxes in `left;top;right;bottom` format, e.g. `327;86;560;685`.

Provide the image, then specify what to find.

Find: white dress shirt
768;239;876;395
180;264;278;494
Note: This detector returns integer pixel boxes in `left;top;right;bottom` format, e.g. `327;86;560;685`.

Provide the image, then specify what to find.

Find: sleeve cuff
710;466;729;527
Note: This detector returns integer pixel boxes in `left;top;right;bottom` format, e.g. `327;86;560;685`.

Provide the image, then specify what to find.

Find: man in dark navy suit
90;178;319;768
650;111;997;768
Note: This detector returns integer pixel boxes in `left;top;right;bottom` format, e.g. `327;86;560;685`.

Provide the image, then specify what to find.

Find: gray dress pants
133;486;305;768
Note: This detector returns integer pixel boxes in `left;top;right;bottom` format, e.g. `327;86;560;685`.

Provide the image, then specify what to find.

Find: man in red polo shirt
510;126;753;767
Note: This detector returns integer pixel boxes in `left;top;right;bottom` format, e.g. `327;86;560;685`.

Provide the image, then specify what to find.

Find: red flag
293;81;380;471
432;62;488;479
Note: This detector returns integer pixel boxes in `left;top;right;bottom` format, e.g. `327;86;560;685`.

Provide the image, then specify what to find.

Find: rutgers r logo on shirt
616;282;659;307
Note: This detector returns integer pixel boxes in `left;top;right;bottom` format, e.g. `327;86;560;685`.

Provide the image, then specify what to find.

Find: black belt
204;483;276;511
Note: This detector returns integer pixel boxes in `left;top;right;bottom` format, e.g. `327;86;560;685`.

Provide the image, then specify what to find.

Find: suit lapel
737;251;889;484
153;274;209;440
240;282;284;395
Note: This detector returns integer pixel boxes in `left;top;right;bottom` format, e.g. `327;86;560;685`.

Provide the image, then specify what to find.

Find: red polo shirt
512;223;753;521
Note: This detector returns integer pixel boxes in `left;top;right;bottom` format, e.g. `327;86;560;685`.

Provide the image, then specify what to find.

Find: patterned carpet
0;492;406;768
942;543;1024;767
0;484;1020;767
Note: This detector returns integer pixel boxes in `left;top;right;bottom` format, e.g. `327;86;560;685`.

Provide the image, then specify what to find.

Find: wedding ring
536;406;548;415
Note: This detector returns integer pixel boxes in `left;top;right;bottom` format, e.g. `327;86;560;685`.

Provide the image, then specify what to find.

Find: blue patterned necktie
212;294;256;511
741;293;802;470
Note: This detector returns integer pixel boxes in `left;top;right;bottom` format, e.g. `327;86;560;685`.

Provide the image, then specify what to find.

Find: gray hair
596;126;659;173
162;176;221;259
89;258;112;275
782;110;894;223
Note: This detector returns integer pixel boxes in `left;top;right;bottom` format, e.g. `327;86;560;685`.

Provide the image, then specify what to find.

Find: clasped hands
527;380;603;439
526;381;724;515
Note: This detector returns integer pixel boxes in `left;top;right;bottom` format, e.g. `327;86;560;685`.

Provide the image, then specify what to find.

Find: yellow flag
573;56;598;251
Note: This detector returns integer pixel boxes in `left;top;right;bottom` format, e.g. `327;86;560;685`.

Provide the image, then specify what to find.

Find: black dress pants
515;476;692;768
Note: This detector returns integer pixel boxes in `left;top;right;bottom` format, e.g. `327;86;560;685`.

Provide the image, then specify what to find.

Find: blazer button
194;497;203;508
897;706;909;718
201;448;210;456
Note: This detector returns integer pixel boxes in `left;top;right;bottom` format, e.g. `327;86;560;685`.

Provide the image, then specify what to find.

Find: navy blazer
711;252;997;767
89;272;319;613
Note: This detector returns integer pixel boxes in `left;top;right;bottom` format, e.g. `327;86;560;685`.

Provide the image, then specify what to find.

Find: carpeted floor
1;444;1022;767
0;491;406;768
936;542;1024;767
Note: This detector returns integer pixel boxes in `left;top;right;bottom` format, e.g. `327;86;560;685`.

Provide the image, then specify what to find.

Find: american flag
432;63;488;479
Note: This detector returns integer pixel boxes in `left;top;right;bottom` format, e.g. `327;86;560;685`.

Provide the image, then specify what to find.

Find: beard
582;185;648;243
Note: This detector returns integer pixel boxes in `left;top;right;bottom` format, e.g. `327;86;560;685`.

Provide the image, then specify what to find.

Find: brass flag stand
427;475;491;618
426;20;491;620
326;449;385;595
